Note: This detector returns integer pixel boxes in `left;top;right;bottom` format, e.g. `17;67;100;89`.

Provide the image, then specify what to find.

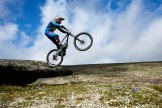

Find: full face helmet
54;15;65;24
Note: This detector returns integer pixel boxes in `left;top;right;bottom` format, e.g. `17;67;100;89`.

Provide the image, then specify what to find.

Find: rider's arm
51;21;59;27
57;26;67;33
51;21;67;33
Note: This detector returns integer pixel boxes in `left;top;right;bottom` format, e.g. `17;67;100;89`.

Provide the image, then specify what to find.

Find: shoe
58;52;66;56
58;51;62;56
63;53;66;56
63;50;66;56
57;50;66;56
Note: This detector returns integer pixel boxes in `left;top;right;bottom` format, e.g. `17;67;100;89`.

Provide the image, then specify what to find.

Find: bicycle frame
61;32;83;45
61;32;75;44
61;34;69;45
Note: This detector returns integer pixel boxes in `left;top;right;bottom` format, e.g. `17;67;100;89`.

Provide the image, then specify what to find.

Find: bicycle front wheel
46;49;63;67
74;32;93;51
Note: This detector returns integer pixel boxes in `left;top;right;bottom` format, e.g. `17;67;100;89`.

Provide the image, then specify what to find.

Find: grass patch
0;83;88;107
0;82;162;107
152;84;162;93
97;82;162;107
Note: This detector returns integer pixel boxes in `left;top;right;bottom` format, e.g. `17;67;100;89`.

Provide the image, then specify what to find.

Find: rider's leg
54;36;66;56
46;33;65;56
54;35;62;49
46;33;60;49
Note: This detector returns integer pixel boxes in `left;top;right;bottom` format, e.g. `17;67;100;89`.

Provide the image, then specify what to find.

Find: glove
60;25;66;29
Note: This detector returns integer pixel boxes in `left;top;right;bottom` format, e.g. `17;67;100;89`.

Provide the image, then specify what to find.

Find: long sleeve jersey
45;21;66;34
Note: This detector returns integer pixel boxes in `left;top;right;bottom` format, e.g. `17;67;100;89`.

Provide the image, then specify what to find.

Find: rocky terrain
0;59;162;107
0;59;72;85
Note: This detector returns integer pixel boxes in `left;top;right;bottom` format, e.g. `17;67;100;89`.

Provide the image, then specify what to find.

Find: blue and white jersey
45;21;60;34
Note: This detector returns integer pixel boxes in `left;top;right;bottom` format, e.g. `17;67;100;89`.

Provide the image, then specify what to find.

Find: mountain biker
45;16;67;55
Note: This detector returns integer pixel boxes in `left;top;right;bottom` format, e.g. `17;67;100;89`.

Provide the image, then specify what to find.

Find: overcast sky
0;0;162;65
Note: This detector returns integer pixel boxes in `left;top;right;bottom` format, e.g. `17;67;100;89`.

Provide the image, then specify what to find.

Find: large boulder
0;59;72;85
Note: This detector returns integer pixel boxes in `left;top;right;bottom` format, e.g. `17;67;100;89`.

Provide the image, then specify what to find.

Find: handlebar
60;26;73;36
64;27;72;36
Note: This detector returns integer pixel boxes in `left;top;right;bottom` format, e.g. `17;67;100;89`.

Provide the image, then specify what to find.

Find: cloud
0;0;13;20
34;0;114;64
0;0;22;22
0;23;34;59
0;23;18;58
0;23;18;41
0;0;33;60
126;18;162;62
24;24;32;28
24;0;162;65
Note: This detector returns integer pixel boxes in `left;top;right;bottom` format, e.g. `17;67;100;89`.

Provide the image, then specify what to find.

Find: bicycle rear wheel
74;32;93;51
46;49;63;67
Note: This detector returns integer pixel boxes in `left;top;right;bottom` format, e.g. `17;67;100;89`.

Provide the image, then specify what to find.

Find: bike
46;27;93;67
